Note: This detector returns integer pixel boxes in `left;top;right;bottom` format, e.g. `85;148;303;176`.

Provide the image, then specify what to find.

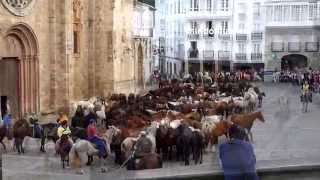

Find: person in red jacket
86;119;107;158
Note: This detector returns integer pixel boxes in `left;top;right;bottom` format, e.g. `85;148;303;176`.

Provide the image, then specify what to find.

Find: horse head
256;111;265;122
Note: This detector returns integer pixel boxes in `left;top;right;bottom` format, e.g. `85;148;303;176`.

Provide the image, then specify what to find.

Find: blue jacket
3;115;11;127
219;139;259;180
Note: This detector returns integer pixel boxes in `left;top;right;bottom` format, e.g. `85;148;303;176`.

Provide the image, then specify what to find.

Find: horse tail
75;149;80;159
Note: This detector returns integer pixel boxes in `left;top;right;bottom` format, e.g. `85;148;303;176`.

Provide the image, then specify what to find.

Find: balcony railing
203;33;215;39
271;42;285;52
218;51;231;60
235;53;247;60
288;42;301;52
236;34;248;41
203;50;214;59
251;32;263;41
305;42;319;52
218;34;232;41
187;33;200;40
251;53;263;60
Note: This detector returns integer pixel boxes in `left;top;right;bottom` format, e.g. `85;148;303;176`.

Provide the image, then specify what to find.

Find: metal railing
288;42;301;52
235;53;247;60
251;53;262;60
271;42;285;52
218;51;231;60
251;32;263;41
203;50;214;59
187;33;200;40
203;33;215;39
218;34;232;40
236;34;248;41
305;42;319;52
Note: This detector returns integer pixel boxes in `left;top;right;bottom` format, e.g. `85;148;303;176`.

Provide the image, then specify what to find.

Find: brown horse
229;111;265;141
134;154;163;170
13;119;31;154
13;119;58;153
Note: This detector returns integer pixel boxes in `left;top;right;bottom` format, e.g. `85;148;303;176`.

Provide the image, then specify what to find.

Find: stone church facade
0;0;150;118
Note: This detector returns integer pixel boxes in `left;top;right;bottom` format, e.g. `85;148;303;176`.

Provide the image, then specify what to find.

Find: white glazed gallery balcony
265;19;320;28
184;8;232;20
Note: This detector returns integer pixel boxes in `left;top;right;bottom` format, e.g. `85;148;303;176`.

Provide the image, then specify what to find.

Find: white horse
100;125;121;157
146;121;158;154
69;139;99;174
244;88;258;112
233;97;249;113
201;115;222;152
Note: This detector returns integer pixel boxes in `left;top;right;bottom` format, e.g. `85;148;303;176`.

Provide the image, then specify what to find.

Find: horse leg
249;131;254;143
0;139;7;152
40;136;46;153
15;139;21;154
62;156;65;169
184;147;190;166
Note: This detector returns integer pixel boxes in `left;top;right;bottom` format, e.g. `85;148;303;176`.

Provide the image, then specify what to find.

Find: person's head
89;119;96;126
228;125;247;141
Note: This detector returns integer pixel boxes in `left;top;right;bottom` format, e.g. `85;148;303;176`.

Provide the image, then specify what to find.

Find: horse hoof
76;170;84;175
101;168;108;173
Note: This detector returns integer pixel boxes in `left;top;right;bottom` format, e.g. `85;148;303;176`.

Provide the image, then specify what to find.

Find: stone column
34;55;40;113
19;57;25;117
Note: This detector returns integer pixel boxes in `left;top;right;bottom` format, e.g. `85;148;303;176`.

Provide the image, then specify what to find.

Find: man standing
219;125;259;180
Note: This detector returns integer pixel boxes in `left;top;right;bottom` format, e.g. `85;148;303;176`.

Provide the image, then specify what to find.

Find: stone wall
0;0;143;117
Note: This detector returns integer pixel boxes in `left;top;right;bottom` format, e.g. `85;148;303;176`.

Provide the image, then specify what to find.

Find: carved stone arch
1;23;39;118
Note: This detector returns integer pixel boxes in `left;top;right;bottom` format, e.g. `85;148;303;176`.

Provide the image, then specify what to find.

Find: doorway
0;58;19;119
281;54;308;71
1;96;7;119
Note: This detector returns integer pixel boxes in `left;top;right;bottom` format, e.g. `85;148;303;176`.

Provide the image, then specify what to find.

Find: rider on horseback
57;119;71;138
86;119;107;158
127;131;153;170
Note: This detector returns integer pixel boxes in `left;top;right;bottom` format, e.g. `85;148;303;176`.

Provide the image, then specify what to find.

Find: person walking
301;81;311;113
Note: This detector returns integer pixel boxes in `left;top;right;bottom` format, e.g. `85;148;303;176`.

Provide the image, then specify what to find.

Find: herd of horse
0;79;266;173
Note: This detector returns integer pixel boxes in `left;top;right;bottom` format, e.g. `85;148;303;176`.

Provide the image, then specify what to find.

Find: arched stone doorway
137;43;144;87
281;54;308;71
0;24;39;119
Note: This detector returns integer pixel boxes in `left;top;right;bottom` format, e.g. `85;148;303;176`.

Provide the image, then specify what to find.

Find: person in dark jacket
71;106;85;129
219;125;259;180
84;108;97;129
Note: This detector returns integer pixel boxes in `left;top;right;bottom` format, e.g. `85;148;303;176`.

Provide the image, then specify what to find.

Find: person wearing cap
57;119;71;138
219;125;259;180
86;119;107;158
55;130;73;160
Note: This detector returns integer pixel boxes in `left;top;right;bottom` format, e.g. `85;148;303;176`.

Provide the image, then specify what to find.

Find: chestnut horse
229;111;265;141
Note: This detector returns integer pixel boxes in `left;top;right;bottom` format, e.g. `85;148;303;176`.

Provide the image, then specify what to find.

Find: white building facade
133;0;155;90
264;0;320;71
154;0;266;75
